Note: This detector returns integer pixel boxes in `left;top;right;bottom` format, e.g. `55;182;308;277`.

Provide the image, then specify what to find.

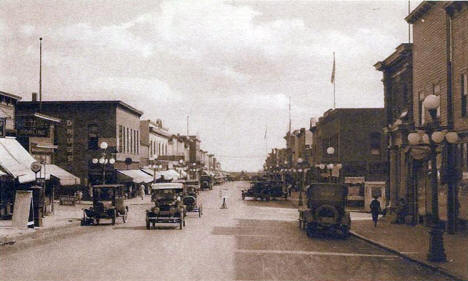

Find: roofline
374;43;412;71
0;91;22;101
18;100;143;116
405;1;436;24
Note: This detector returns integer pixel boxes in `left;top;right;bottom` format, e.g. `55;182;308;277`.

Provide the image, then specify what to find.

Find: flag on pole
331;52;335;84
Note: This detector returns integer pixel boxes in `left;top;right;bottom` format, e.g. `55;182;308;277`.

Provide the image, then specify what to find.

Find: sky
0;0;416;172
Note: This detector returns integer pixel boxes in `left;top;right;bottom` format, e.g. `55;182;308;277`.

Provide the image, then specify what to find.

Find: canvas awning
45;164;80;186
117;169;154;184
0;137;37;183
141;168;180;181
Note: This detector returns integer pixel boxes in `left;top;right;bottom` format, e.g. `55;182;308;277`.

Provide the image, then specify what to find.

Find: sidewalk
0;195;152;246
351;216;468;281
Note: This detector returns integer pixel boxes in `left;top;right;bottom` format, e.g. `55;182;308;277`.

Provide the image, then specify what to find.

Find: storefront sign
17;127;49;137
344;177;365;184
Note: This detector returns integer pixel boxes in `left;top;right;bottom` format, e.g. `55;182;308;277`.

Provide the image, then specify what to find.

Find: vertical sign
66;120;74;162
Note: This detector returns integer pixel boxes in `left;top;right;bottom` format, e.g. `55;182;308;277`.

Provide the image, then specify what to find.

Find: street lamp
407;94;458;262
92;141;115;184
297;158;305;207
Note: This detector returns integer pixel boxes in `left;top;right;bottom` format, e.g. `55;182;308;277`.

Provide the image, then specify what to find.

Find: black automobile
241;180;287;201
199;175;213;190
146;183;185;230
298;183;351;238
81;184;128;226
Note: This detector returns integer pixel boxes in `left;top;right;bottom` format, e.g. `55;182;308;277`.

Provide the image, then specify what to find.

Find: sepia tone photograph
0;0;467;280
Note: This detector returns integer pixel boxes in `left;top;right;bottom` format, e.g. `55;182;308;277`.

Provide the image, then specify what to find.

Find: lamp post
407;94;458;262
297;158;304;207
92;141;115;185
327;147;335;182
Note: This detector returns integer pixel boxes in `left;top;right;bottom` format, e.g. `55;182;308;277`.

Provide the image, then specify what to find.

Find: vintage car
298;183;351;238
146;183;186;230
199;175;213;190
241;180;287;201
183;179;200;194
81;184;128;225
182;182;203;217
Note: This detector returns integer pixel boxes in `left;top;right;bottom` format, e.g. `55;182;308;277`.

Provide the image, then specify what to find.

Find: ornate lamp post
297;158;305;207
407;94;458;262
91;141;115;185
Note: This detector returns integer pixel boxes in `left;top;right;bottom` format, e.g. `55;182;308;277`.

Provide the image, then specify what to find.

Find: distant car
242;180;287;201
181;181;202;217
146;183;185;230
199;175;213;190
298;183;351;238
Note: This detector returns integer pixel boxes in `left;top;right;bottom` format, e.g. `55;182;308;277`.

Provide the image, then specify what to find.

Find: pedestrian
370;196;381;227
139;184;145;200
75;190;83;204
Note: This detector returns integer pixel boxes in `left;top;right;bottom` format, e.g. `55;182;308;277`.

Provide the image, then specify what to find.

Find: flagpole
333;52;336;109
39;37;42;112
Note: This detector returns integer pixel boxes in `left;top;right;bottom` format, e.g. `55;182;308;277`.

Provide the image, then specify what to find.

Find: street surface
0;181;451;281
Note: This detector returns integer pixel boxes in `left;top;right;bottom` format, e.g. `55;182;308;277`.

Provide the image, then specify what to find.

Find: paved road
0;181;451;281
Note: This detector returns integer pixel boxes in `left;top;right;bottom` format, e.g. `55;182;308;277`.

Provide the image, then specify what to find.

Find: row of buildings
0;92;223;219
266;1;468;232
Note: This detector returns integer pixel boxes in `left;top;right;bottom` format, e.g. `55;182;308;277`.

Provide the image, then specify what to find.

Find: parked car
199;175;213;190
81;184;128;225
146;183;186;230
182;182;202;217
241;180;287;201
298;183;351;238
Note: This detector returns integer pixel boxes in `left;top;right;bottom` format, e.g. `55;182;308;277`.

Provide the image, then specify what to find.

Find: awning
117;169;154;184
141;168;180;181
45;165;80;186
0;137;37;183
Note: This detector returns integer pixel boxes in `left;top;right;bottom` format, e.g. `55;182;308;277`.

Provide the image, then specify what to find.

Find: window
133;130;137;154
433;83;441;117
370;132;381;155
419;91;425;125
126;127;130;153
119;125;123;152
87;124;99;150
462;74;468;117
137;131;139;154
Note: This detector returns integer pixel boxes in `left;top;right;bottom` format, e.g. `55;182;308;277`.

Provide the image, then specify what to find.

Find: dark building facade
375;43;414;220
16;101;143;185
313;108;386;207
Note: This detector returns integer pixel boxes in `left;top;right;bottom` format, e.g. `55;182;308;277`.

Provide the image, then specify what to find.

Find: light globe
446;132;459;144
408;133;421;145
92;158;98;164
327;147;335;155
431;131;445;144
100;141;108;150
319;164;325;169
327;164;334;170
423;94;440;110
99;157;105;164
109;158;116;165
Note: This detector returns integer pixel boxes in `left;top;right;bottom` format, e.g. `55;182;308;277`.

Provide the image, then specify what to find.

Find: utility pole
39;37;42;112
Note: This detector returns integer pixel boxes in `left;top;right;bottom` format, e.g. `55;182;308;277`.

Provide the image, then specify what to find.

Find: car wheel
111;214;116;225
179;219;183;230
306;223;316;238
146;220;150;230
242;193;245;200
95;218;100;225
342;226;350;239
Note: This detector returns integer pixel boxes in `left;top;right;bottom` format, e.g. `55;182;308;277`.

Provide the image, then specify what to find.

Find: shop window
370;132;381;155
87;124;99;150
462;74;468;117
126;127;130;153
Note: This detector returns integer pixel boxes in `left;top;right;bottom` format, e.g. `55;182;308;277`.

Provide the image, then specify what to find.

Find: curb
350;231;467;281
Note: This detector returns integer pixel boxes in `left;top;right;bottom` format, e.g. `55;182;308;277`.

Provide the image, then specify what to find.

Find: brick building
375;43;414;219
313;108;386;207
0;91;21;137
406;1;468;230
16;101;143;185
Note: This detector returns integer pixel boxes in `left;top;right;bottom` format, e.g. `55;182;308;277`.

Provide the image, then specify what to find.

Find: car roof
92;184;125;189
151;183;184;190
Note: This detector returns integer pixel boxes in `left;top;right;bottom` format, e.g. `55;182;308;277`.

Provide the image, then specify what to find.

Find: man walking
139;184;145;200
370;196;381;227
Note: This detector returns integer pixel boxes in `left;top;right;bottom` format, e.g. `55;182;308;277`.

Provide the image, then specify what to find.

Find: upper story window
88;124;99;150
433;83;441;117
370;132;381;155
462;73;468;117
119;125;123;153
419;91;425;126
